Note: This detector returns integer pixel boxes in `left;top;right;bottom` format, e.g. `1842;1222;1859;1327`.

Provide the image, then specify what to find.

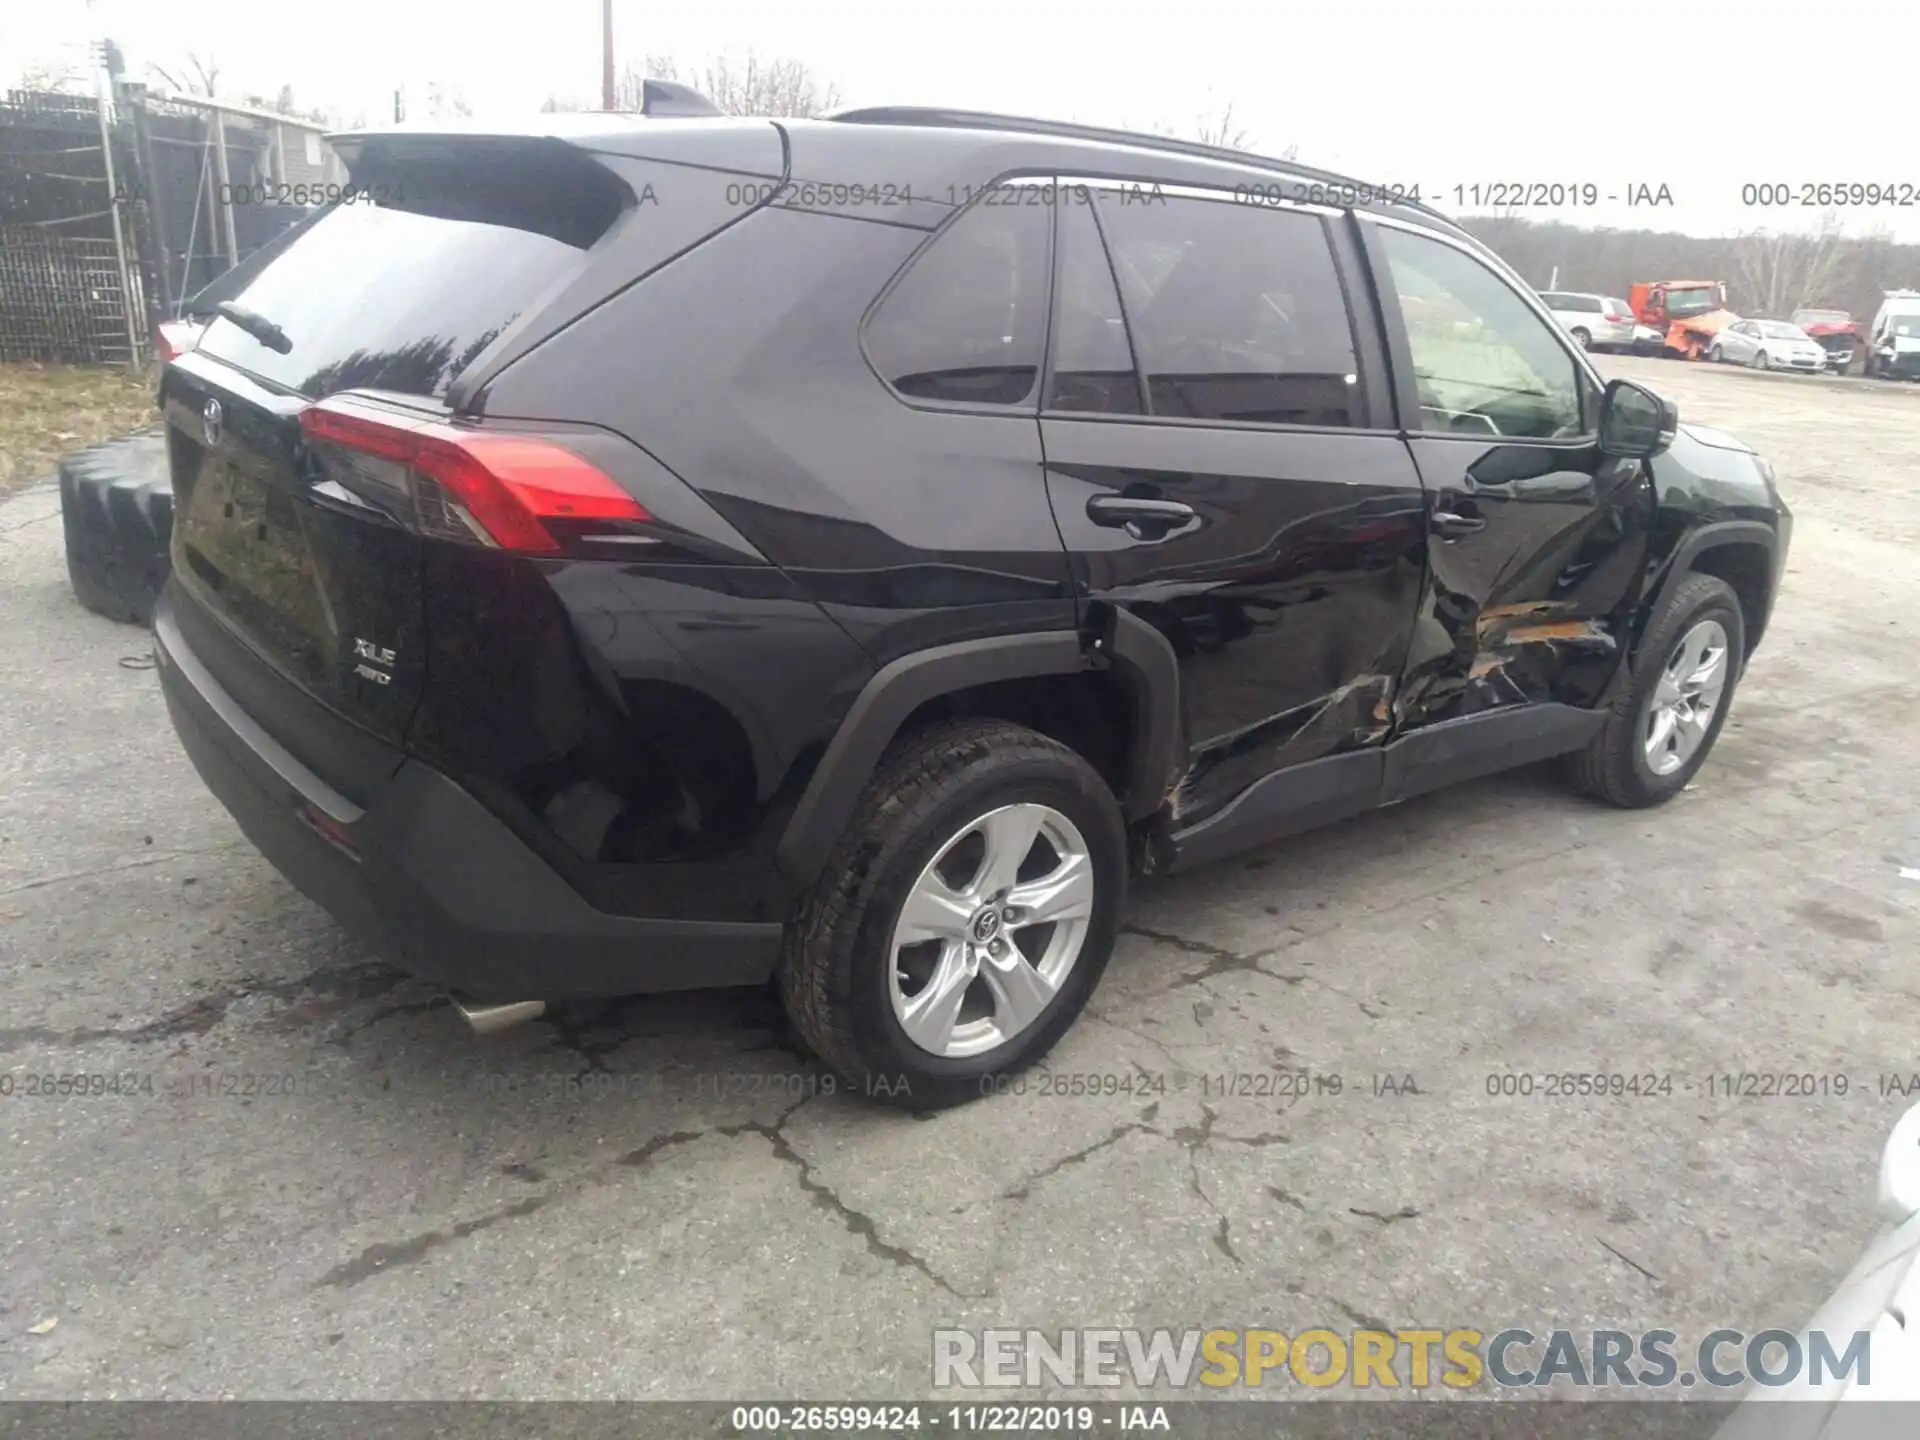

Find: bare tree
15;60;86;93
231;83;334;125
149;51;220;96
621;52;840;117
1192;101;1252;151
420;82;474;120
1733;213;1852;317
1138;104;1299;157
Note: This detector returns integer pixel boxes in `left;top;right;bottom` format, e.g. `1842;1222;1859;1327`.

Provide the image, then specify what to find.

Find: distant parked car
1707;319;1828;373
1539;291;1636;351
1865;291;1920;380
1790;308;1861;373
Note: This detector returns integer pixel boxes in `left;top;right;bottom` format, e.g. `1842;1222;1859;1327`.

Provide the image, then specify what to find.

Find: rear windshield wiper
214;301;293;355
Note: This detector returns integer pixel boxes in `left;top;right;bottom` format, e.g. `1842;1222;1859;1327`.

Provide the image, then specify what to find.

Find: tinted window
195;146;625;399
1044;200;1142;415
1101;195;1357;427
866;197;1049;407
1378;226;1584;441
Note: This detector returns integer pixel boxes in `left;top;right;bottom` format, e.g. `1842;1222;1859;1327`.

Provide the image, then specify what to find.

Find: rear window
864;197;1050;407
196;141;626;399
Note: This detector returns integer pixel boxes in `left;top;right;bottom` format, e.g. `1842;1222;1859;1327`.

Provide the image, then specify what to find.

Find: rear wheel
1567;573;1745;808
779;719;1126;1109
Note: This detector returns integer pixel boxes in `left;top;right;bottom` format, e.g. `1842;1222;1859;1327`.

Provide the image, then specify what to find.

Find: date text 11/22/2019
1231;182;1675;209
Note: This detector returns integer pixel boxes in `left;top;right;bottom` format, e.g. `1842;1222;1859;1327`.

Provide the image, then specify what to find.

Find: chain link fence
0;82;340;366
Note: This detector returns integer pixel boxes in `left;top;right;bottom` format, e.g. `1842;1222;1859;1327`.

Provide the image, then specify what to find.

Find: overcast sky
11;0;1920;241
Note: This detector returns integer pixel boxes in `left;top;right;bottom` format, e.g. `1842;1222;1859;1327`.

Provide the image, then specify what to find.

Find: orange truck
1627;281;1740;359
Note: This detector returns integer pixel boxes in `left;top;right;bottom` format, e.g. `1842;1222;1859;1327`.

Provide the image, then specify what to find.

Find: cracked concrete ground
2;357;1916;1399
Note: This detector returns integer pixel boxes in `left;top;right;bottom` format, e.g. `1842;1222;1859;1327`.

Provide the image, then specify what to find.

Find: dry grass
0;362;162;494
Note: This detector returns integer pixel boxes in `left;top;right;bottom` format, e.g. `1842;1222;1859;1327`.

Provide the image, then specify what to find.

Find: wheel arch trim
774;625;1183;888
1641;520;1779;661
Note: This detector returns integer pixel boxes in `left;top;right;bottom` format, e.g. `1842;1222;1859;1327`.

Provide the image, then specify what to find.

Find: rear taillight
154;320;200;365
298;395;651;555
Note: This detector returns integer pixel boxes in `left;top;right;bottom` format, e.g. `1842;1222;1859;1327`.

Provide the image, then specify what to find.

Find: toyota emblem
202;397;223;447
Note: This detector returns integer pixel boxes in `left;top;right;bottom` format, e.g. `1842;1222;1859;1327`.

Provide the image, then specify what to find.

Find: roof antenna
639;79;723;117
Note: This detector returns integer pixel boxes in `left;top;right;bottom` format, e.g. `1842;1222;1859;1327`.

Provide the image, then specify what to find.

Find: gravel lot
1;355;1916;1401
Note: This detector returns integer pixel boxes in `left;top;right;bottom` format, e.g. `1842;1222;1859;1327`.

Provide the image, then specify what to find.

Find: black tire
1567;573;1745;808
1753;350;1770;371
59;432;173;625
1706;344;1723;363
779;718;1127;1110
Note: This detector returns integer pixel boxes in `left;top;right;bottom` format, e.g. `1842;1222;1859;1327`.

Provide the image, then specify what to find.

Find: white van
1866;290;1920;380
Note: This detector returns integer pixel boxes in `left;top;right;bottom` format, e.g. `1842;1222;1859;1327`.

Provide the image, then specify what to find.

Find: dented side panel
1040;418;1429;830
1395;437;1653;730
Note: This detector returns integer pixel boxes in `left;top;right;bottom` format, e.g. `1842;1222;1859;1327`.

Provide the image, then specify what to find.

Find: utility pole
601;0;616;110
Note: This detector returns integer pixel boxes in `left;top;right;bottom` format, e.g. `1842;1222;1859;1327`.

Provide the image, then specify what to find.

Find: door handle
1430;510;1486;538
1086;495;1196;539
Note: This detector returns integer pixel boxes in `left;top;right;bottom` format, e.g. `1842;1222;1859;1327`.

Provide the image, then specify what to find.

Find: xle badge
351;637;397;686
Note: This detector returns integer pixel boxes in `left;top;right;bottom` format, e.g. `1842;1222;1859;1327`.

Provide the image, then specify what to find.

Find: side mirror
1599;378;1677;459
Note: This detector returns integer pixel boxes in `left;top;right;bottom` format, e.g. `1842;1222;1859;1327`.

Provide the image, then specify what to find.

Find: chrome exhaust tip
449;994;546;1035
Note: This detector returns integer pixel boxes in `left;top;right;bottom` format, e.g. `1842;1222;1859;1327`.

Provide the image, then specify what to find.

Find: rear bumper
153;590;782;1001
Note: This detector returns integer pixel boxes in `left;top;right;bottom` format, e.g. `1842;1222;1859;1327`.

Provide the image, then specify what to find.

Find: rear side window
195;142;626;399
1539;292;1568;307
865;197;1049;407
1099;195;1358;427
1044;199;1142;415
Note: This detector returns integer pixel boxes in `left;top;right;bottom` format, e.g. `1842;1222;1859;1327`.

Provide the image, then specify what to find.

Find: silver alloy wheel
1644;618;1730;777
887;803;1094;1059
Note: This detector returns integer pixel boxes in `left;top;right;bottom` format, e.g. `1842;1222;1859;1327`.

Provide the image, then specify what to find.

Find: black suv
152;106;1791;1107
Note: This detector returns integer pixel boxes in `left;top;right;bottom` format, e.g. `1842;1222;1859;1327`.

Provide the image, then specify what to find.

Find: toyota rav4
152;106;1791;1108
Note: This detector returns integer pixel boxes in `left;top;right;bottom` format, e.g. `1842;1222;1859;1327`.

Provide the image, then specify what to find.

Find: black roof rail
825;105;1459;229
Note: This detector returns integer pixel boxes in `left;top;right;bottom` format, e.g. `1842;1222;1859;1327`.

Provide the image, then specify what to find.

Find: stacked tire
59;432;173;625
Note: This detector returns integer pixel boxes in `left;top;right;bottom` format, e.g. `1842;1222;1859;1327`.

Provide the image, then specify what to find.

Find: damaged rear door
1035;180;1426;833
1359;216;1652;730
